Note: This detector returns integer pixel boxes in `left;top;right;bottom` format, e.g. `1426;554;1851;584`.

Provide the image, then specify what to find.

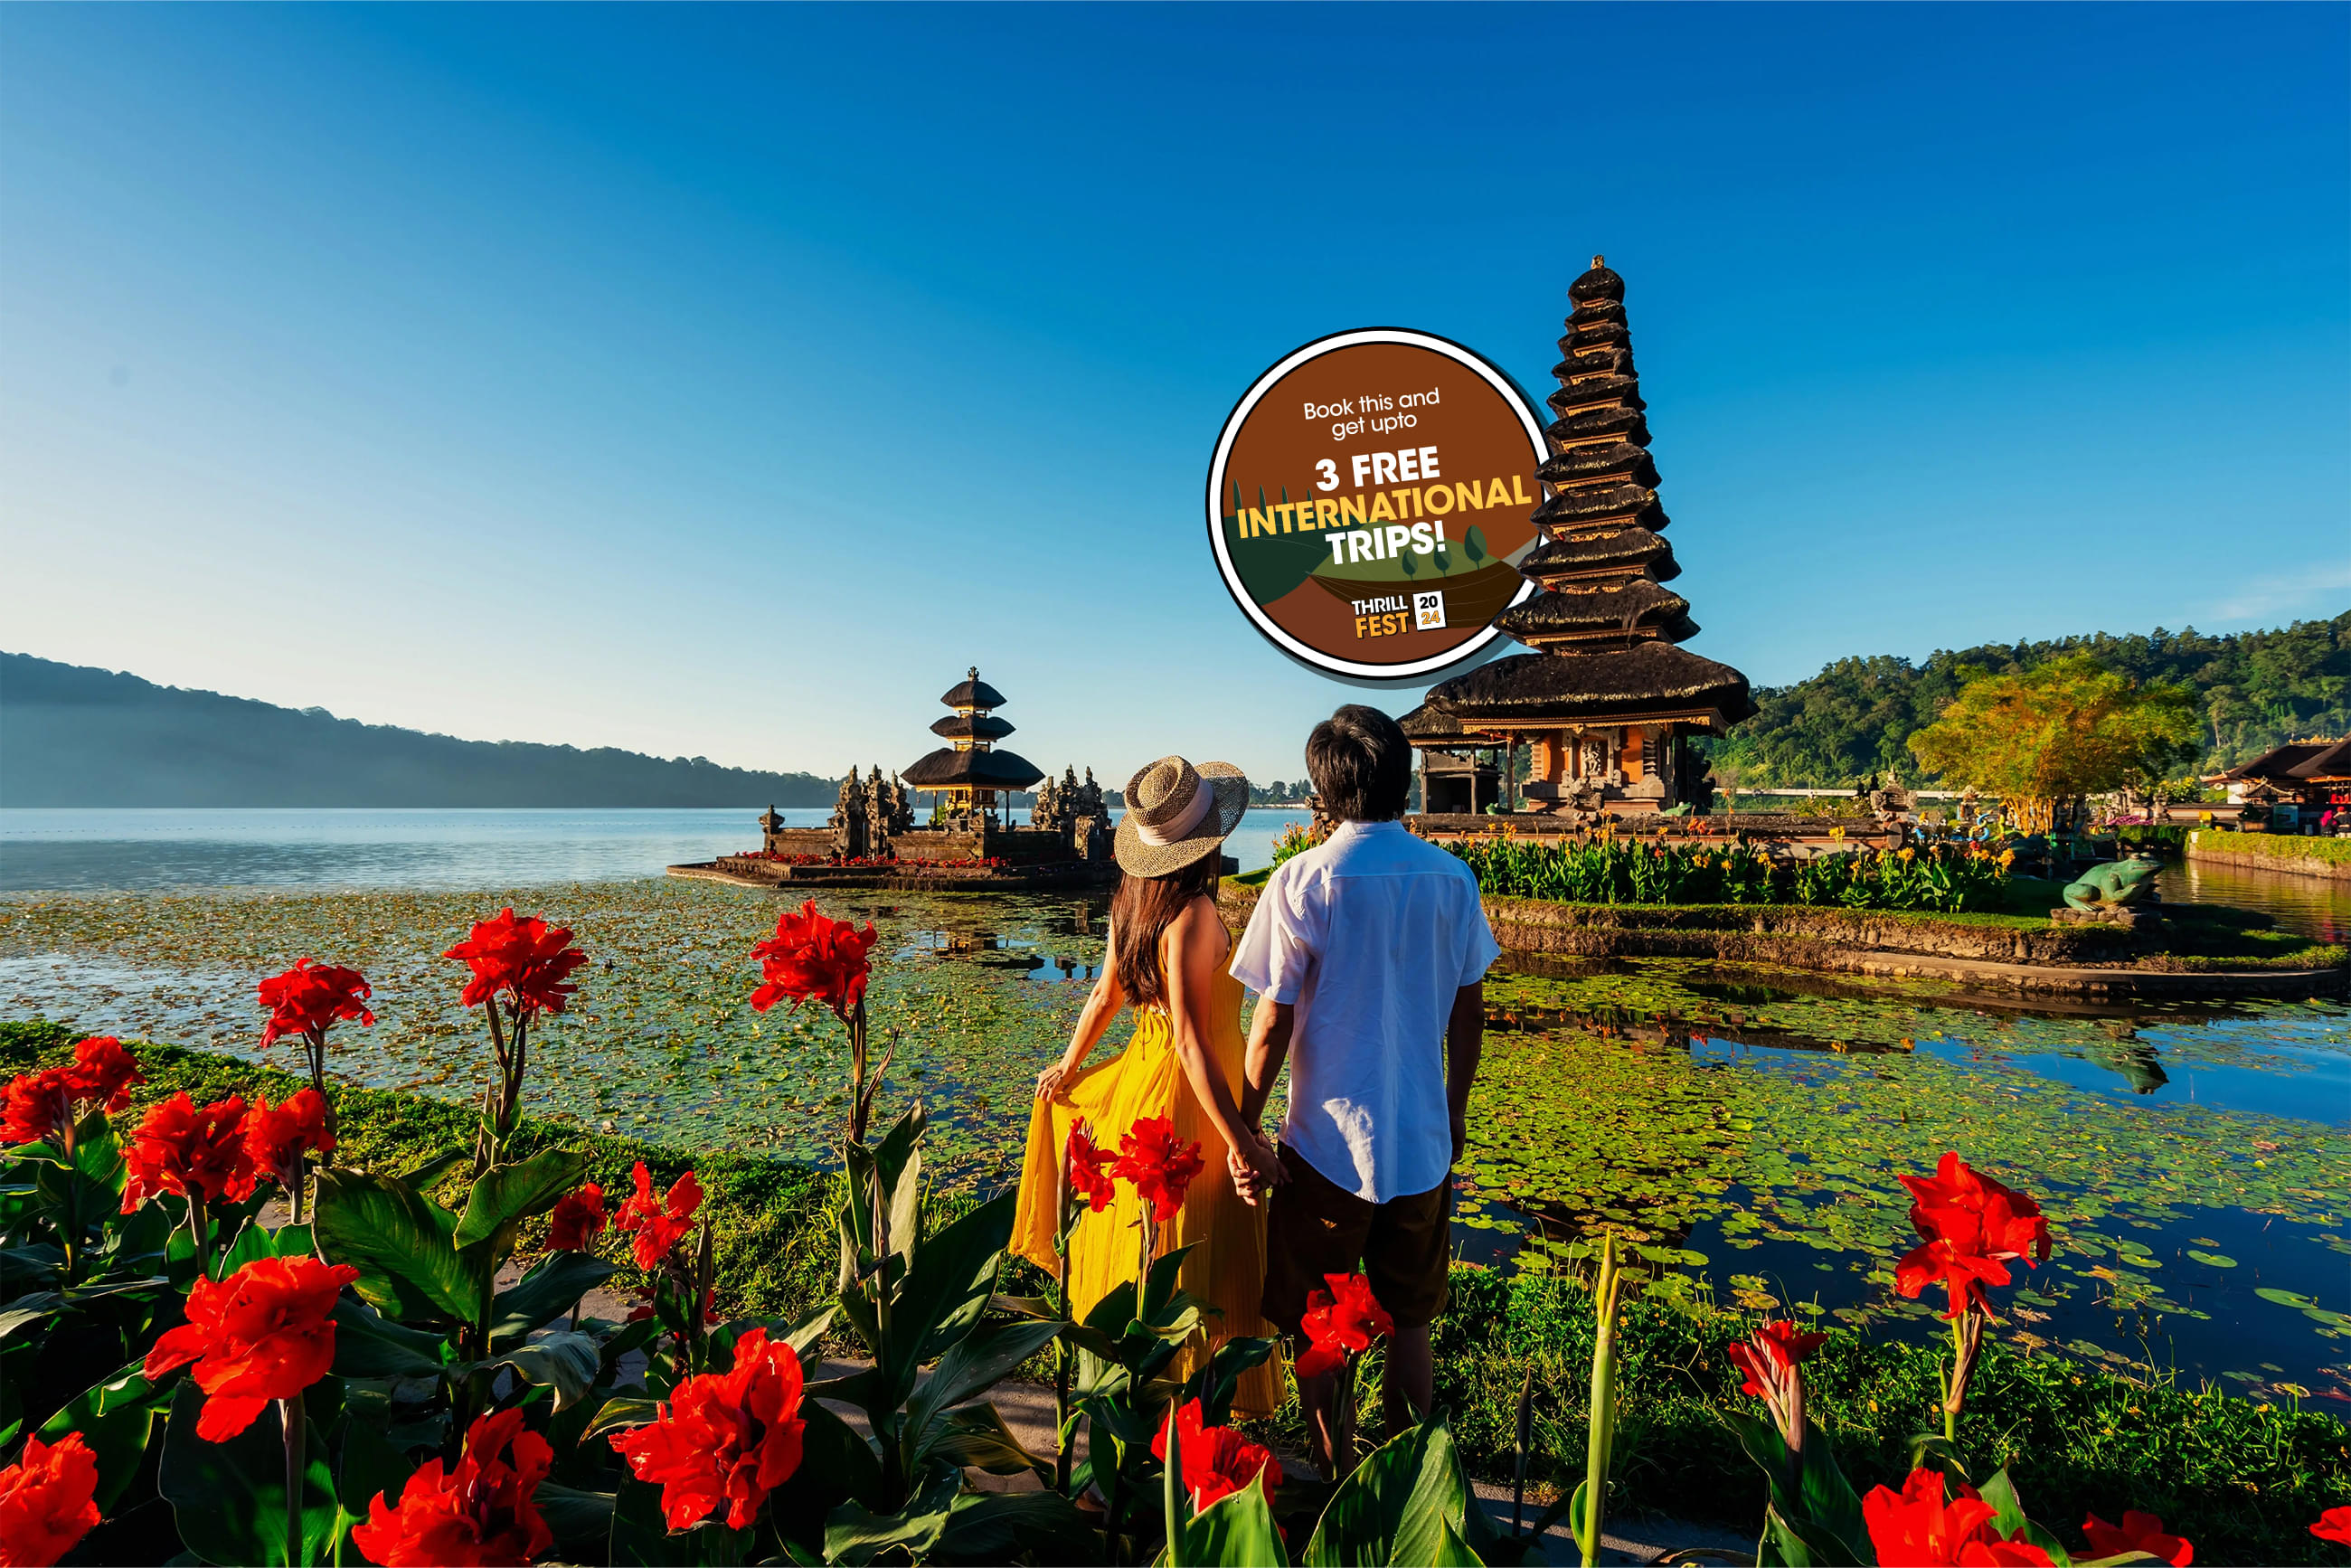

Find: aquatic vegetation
1448;834;2012;912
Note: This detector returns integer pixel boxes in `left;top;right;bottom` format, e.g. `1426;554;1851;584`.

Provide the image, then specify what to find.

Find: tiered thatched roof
902;666;1042;793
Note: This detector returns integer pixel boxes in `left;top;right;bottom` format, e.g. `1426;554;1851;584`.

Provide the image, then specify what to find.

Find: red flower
66;1035;144;1112
748;901;878;1020
614;1161;703;1270
244;1088;335;1192
609;1327;806;1530
0;1431;101;1568
143;1254;358;1440
1863;1469;1998;1566
2083;1511;2193;1566
1294;1273;1394;1379
0;1069;76;1148
1728;1319;1827;1400
443;911;586;1016
352;1408;553;1567
1961;1542;2055;1566
548;1182;607;1252
2311;1507;2351;1547
1150;1398;1283;1511
1894;1152;2051;1320
120;1093;258;1214
258;959;375;1047
1112;1116;1204;1224
1064;1121;1117;1214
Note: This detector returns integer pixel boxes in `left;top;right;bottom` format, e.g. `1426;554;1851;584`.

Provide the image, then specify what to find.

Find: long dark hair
1109;853;1223;1010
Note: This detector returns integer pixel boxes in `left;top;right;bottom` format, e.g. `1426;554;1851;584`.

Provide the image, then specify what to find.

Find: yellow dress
1009;932;1283;1418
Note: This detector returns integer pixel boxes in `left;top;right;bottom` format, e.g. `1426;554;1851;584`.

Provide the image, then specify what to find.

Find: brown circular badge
1206;328;1546;679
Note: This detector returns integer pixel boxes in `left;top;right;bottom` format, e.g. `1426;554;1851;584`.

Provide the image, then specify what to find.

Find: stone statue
886;772;914;836
1079;767;1106;818
2063;853;2161;912
758;804;783;854
830;766;866;860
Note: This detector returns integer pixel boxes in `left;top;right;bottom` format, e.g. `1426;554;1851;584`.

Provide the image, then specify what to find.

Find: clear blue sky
5;4;2344;787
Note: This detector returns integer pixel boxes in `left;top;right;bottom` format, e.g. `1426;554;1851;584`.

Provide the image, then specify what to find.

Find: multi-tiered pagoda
1407;258;1753;816
902;667;1044;821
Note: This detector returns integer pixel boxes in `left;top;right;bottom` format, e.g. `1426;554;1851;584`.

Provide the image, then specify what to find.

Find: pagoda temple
902;667;1044;822
1406;257;1754;817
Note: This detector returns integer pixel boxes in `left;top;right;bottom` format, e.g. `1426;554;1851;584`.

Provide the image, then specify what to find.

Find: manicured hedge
2191;830;2351;869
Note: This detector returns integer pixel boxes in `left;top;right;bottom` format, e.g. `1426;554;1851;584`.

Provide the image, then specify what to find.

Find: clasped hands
1227;1126;1284;1206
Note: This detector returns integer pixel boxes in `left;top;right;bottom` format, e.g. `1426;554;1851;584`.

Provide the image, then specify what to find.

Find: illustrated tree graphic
1433;541;1452;575
1400;549;1418;580
1464;525;1488;569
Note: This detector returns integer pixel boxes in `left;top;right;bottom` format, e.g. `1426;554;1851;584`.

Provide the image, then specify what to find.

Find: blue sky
4;4;2344;786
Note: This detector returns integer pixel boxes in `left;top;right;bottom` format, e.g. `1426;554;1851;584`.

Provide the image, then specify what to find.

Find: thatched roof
930;712;1015;742
940;671;1008;710
1517;527;1679;584
1399;703;1472;742
1496;580;1696;645
1538;439;1656;490
902;746;1043;790
2221;740;2351;782
1425;643;1755;726
1534;482;1668;535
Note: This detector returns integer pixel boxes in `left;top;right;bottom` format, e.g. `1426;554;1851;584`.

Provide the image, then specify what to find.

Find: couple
1010;704;1499;1471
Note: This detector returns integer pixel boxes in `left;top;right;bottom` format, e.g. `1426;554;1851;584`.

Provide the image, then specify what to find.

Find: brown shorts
1261;1143;1452;1334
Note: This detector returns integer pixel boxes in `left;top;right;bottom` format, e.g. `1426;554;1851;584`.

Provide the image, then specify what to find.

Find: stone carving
830;766;869;860
2063;853;2161;912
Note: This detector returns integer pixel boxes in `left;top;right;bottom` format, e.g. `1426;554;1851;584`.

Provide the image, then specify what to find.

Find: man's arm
1445;980;1483;1165
1242;995;1294;1127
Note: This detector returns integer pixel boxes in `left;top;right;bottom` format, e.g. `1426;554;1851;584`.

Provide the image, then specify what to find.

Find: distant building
901;668;1045;821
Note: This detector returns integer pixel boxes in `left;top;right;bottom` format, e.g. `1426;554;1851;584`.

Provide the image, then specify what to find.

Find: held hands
1227;1128;1286;1206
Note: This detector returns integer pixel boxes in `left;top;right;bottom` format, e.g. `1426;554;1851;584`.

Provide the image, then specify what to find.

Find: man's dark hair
1306;704;1412;822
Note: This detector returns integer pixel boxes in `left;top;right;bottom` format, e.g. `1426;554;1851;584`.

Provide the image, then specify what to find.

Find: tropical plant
1446;836;2008;914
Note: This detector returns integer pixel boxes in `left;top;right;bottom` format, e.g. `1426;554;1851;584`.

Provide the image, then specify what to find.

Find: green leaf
536;1481;618;1552
485;1330;600;1412
157;1382;339;1566
333;1415;413;1528
934;1488;1100;1564
1299;1418;1473;1568
1165;1477;1289;1567
329;1298;448;1380
454;1148;590;1249
0;1291;64;1342
824;1466;960;1566
396;1147;470;1194
2254;1287;2318;1308
904;1318;1062;1460
887;1190;1014;1383
32;1157;116;1248
795;1399;883;1509
922;1402;1052;1478
37;1359;170;1511
220;1221;316;1277
489;1251;616;1350
313;1169;479;1323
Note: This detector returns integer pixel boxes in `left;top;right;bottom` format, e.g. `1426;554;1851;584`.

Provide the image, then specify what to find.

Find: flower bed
2188;830;2351;873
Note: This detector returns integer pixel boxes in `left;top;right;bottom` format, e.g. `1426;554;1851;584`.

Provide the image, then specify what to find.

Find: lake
0;808;2344;1409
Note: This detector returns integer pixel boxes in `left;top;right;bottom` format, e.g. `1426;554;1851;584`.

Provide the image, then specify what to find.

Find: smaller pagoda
902;667;1045;822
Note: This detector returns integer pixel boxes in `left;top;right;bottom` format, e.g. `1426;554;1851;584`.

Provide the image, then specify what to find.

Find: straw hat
1114;756;1251;877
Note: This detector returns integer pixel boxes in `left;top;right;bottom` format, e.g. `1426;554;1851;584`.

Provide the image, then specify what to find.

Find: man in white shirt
1228;704;1498;1473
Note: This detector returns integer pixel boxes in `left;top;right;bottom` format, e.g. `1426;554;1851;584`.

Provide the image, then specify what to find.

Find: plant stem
1055;1169;1074;1495
280;1395;305;1568
188;1192;211;1282
1582;1233;1621;1568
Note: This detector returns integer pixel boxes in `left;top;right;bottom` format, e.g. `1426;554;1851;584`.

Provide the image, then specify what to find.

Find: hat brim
1113;762;1251;878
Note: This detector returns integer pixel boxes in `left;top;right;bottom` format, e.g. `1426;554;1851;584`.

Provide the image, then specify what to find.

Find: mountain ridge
0;652;840;808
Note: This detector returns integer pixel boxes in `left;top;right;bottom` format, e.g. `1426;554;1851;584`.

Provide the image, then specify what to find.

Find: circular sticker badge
1206;328;1547;679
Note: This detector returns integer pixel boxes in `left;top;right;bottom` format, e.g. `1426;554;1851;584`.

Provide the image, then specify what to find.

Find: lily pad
2254;1288;2318;1308
2186;1250;2237;1268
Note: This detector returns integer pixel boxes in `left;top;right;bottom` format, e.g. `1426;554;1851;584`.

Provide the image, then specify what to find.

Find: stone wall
889;829;987;864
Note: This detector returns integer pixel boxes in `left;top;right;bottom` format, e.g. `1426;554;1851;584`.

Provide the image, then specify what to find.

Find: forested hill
1704;611;2351;789
0;653;839;808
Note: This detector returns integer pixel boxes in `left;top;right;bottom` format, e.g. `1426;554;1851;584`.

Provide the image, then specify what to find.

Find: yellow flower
1899;846;1915;863
1999;848;2016;867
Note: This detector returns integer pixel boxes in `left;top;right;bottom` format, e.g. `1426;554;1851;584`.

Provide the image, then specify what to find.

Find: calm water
0;807;1318;890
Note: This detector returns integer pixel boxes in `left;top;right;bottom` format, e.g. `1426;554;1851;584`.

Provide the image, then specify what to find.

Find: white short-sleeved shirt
1229;819;1501;1203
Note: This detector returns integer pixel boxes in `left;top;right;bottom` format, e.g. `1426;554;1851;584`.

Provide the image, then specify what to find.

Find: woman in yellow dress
1010;755;1287;1417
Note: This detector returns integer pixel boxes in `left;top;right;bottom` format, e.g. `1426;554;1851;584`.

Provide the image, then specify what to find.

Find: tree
1462;525;1488;569
1905;656;2200;834
1400;549;1418;580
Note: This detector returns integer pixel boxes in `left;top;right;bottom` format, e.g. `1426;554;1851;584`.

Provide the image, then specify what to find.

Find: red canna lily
0;1431;101;1568
443;911;586;1016
1112;1116;1204;1224
352;1408;553;1567
1863;1469;2000;1566
1151;1398;1283;1511
2311;1507;2351;1547
244;1088;335;1193
0;1069;76;1148
143;1254;359;1441
548;1182;607;1252
615;1161;703;1270
258;959;375;1047
1893;1152;2051;1320
65;1035;144;1112
2082;1510;2193;1566
1963;1542;2056;1566
1728;1319;1827;1399
120;1092;258;1213
1294;1272;1394;1379
748;901;878;1020
609;1326;806;1531
1064;1121;1117;1214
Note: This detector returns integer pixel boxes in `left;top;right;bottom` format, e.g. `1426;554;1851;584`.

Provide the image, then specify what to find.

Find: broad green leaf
536;1481;618;1551
796;1398;884;1508
328;1298;448;1380
37;1359;169;1511
904;1318;1062;1457
396;1147;470;1193
313;1169;479;1323
582;1394;666;1441
889;1190;1015;1380
1300;1418;1472;1568
157;1382;339;1566
0;1291;64;1342
220;1220;316;1277
486;1330;600;1412
934;1488;1099;1563
1162;1477;1289;1567
489;1251;617;1350
454;1147;589;1249
823;1467;961;1566
333;1414;414;1527
922;1402;1053;1477
32;1158;115;1248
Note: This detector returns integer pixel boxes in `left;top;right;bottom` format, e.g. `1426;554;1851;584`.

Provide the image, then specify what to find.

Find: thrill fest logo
1205;330;1548;680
